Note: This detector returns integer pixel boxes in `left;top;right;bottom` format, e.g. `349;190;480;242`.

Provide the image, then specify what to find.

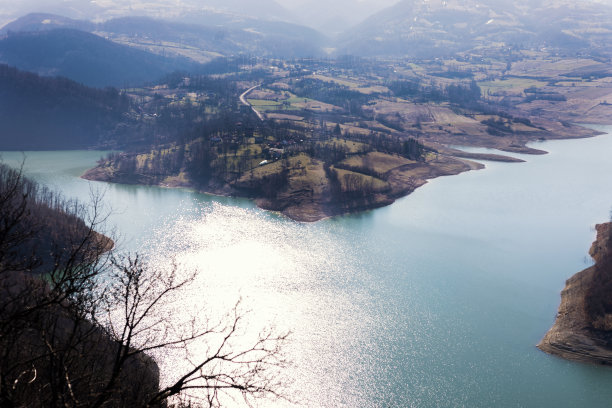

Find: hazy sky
1;0;610;34
0;0;401;31
277;0;399;8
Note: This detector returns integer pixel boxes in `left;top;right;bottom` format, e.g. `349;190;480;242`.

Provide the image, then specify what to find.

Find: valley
78;53;611;220
2;6;611;221
2;2;612;405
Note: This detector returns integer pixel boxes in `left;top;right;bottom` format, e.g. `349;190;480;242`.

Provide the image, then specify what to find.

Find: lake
4;126;612;407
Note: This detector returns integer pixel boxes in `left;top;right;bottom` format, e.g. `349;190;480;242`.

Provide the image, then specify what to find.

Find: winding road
239;85;264;121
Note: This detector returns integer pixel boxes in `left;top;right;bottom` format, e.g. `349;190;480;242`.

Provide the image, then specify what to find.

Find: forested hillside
338;0;612;57
0;64;131;149
0;29;199;87
0;162;157;407
0;160;287;406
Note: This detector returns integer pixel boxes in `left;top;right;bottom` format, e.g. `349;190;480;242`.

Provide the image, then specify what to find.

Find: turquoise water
4;127;612;407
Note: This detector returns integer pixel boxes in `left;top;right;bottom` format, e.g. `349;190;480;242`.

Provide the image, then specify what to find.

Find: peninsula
2;3;612;222
81;53;609;221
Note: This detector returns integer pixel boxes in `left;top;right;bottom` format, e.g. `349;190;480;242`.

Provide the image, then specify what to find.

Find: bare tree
100;256;289;408
0;162;289;408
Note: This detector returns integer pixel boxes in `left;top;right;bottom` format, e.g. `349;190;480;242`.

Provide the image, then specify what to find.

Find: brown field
309;74;389;94
318;138;369;154
332;167;389;192
340;152;416;174
509;58;603;77
248;89;288;100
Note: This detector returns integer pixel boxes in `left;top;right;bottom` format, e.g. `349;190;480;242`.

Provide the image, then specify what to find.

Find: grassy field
340;152;415;174
310;74;388;94
286;95;319;105
333;167;389;192
242;153;315;182
286;154;327;191
310;74;359;88
247;99;299;112
236;144;263;157
317;138;369;154
509;58;601;77
248;99;282;107
478;78;547;95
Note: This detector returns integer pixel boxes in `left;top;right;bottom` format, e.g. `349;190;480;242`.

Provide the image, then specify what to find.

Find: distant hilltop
4;0;612;60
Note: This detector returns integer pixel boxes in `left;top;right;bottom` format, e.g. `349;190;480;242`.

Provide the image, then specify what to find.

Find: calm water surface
4;127;612;407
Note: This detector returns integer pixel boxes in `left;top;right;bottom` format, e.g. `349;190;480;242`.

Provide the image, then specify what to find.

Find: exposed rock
538;223;612;365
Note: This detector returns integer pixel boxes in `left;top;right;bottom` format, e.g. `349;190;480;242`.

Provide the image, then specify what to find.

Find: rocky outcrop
538;223;612;365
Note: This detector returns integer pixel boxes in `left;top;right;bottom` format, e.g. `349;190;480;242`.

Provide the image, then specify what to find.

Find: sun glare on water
138;203;379;407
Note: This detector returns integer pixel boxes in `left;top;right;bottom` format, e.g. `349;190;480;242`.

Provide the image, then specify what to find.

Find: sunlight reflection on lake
5;127;612;407
143;203;385;406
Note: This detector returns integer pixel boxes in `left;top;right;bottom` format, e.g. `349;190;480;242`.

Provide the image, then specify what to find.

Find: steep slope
1;12;328;61
0;28;200;87
0;162;159;407
0;0;291;29
0;12;94;35
98;15;327;59
0;64;132;150
338;0;490;57
337;0;612;57
539;223;612;365
0;0;102;29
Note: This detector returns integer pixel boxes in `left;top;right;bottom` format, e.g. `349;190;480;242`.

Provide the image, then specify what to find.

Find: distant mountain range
1;12;328;63
97;15;327;59
0;11;328;88
0;13;95;34
0;0;293;30
0;28;200;88
1;0;611;88
337;0;612;57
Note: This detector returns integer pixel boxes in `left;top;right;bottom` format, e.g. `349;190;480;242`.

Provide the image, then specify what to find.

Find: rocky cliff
538;223;612;365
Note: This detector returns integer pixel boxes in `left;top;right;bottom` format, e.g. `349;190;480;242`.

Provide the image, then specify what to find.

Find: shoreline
538;223;612;365
80;124;608;223
82;154;480;222
80;126;606;222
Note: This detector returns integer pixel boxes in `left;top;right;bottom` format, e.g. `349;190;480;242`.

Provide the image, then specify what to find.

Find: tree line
0;162;288;407
0;65;132;149
387;78;481;108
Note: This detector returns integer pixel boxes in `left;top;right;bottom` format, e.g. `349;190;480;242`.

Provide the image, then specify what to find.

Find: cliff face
538;223;612;365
